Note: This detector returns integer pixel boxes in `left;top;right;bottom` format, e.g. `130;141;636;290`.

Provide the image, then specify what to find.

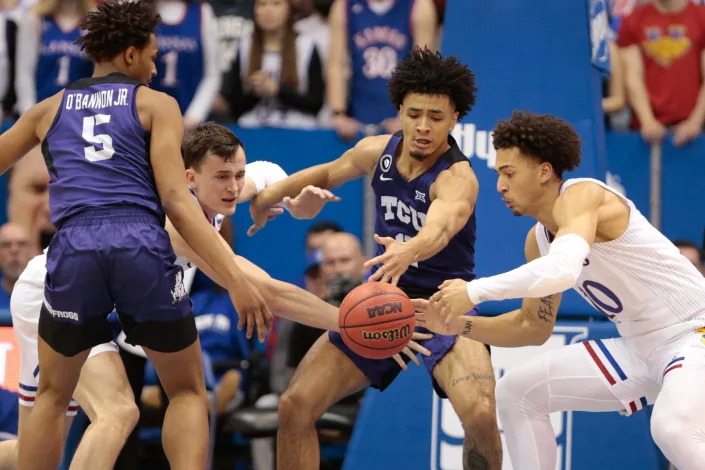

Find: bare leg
433;337;502;470
277;334;370;470
69;351;139;470
17;338;89;470
144;339;209;470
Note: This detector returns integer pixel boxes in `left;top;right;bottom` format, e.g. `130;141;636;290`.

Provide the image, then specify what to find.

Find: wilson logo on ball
362;324;412;343
366;302;404;318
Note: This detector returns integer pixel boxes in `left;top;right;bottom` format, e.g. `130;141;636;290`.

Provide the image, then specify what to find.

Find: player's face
131;34;158;85
400;93;458;161
495;147;547;217
255;0;290;31
188;148;247;218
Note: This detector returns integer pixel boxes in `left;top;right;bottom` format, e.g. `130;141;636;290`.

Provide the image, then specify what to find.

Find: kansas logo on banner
430;326;589;470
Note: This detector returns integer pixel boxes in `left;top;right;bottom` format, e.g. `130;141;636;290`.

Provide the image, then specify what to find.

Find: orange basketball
338;282;416;359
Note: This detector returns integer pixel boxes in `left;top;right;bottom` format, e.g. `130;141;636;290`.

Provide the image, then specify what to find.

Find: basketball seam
339;313;416;329
341;291;409;326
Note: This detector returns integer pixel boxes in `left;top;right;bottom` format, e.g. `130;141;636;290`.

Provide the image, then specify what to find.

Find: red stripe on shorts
583;341;616;385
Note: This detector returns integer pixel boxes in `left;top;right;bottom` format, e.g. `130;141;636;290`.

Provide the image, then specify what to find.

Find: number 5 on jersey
83;114;114;162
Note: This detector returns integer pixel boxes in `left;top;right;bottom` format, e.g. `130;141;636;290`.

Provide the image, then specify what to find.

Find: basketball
338;282;416;359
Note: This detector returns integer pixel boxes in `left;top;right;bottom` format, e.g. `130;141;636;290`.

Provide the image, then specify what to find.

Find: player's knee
651;402;692;452
278;387;317;429
110;397;140;435
455;392;498;434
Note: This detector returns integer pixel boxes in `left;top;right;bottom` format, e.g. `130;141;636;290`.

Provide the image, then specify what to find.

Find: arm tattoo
462;319;473;335
537;295;554;323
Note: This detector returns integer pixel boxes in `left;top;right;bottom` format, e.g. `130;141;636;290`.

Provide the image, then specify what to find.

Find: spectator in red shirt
618;0;705;146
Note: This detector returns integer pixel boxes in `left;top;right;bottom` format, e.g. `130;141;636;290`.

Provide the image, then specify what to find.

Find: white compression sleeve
467;234;590;304
245;161;288;194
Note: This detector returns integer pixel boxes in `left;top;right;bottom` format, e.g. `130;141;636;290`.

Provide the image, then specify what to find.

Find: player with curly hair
249;46;503;470
416;111;705;470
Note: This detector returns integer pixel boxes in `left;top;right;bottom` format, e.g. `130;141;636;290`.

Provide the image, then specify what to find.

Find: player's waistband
57;206;163;229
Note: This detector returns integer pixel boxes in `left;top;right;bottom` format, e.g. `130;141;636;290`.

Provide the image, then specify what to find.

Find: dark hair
76;0;160;62
249;1;299;90
306;221;343;236
492;111;582;178
182;122;245;171
673;239;705;262
387;47;477;119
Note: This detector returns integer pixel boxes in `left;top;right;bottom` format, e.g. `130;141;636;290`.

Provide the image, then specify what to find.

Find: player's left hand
430;279;475;326
391;332;432;370
364;234;417;286
283;185;341;219
412;298;461;336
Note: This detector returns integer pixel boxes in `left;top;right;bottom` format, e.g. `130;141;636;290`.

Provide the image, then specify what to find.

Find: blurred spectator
674;239;705;275
288;232;366;370
224;0;325;129
0;13;10;123
327;0;437;140
0;223;35;309
15;0;93;115
603;41;627;118
205;0;254;122
7;145;52;252
304;220;343;253
153;0;221;129
292;0;331;62
618;0;705;146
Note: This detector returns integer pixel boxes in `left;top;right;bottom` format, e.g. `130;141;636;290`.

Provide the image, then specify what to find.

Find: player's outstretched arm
431;182;602;326
365;162;477;284
247;135;387;235
145;89;273;341
415;228;562;347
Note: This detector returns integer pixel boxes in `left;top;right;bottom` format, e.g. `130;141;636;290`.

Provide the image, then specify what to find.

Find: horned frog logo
642;24;691;67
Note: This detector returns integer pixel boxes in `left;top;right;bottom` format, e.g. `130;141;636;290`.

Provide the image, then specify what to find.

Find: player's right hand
247;197;271;236
392;332;432;370
230;281;274;342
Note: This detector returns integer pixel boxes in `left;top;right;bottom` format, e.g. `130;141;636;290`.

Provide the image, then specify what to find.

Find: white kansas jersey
535;178;705;351
175;187;225;269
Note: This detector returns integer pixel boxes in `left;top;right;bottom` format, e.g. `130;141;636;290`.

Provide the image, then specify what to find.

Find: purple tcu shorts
329;284;479;398
39;207;196;356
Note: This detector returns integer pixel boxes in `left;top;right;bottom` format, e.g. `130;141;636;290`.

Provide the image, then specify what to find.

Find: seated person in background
223;0;325;129
674;239;705;276
6;146;52;252
0;223;35;310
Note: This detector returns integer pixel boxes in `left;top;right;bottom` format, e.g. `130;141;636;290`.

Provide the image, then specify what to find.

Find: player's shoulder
135;87;181;129
351;134;391;160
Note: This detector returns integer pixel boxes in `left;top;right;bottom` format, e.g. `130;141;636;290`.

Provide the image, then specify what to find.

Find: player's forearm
261;279;339;331
255;164;331;207
451;310;551;347
405;223;452;263
163;194;246;287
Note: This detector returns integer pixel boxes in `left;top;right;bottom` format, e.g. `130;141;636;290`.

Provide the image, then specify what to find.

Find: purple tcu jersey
371;133;476;291
42;73;163;226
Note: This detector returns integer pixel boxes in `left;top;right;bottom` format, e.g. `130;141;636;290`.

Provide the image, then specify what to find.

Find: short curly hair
492;111;582;177
76;0;160;62
182;122;245;171
387;47;477;120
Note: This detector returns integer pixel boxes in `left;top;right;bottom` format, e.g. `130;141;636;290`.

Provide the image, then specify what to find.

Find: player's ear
124;46;137;66
185;168;196;186
450;111;459;132
538;162;554;183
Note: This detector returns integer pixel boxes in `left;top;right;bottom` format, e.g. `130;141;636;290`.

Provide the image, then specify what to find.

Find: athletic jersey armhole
42;92;67;143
